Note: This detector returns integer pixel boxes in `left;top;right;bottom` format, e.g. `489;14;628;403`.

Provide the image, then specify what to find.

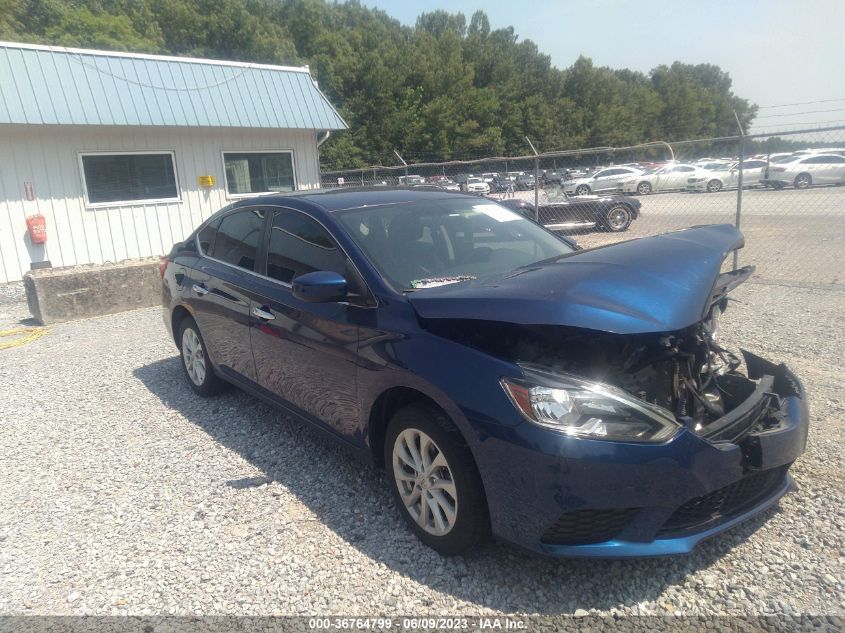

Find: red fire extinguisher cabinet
26;213;47;244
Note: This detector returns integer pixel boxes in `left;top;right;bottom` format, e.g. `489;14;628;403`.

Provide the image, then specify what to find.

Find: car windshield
336;198;575;290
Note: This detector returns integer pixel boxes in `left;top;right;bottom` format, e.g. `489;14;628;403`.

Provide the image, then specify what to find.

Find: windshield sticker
474;203;520;223
411;275;476;289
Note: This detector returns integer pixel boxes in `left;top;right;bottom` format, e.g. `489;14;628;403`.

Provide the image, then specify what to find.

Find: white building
0;42;347;283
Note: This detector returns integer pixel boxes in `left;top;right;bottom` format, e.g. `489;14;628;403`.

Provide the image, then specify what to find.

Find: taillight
159;256;169;279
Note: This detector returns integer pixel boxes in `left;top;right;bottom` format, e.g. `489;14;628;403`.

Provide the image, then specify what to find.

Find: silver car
617;164;702;195
686;159;768;193
761;154;845;189
562;166;642;196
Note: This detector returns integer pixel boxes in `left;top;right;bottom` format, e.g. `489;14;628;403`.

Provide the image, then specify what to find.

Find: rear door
738;160;767;185
188;207;268;382
667;165;695;189
249;207;365;439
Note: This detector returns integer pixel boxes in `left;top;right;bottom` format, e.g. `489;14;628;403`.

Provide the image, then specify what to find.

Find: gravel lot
0;278;843;622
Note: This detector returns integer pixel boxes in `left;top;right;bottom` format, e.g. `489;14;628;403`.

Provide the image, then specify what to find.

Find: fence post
733;112;745;271
525;136;540;221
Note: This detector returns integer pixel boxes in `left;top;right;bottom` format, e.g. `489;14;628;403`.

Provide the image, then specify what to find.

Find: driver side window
265;209;347;284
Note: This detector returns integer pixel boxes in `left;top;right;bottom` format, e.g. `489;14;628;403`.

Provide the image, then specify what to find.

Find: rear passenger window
197;218;220;254
266;210;347;284
210;208;266;271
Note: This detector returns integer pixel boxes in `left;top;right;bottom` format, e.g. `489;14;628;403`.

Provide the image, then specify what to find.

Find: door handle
252;306;276;321
192;283;209;296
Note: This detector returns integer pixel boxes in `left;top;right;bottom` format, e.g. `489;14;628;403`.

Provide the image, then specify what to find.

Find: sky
364;0;845;134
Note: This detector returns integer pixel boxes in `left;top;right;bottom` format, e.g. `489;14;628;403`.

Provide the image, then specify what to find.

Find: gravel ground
0;281;843;622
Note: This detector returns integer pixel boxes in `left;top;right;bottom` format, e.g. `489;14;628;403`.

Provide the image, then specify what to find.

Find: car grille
659;465;789;534
540;508;640;545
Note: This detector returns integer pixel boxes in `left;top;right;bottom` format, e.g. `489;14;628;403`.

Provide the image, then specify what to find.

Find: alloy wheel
795;174;811;189
607;206;631;230
181;327;206;386
392;428;458;536
637;182;652;195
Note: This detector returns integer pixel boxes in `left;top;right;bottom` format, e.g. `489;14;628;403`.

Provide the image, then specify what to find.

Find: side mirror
292;270;348;303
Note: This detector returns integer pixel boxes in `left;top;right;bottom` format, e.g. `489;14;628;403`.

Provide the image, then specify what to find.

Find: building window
223;151;295;197
80;152;179;206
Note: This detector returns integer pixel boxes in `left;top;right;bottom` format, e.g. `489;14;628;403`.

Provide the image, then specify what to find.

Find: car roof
236;187;477;212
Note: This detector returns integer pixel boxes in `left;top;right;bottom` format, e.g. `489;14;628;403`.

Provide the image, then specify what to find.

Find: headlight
501;370;679;443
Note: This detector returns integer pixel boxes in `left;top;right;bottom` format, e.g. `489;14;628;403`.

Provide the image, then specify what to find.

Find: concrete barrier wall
24;258;161;325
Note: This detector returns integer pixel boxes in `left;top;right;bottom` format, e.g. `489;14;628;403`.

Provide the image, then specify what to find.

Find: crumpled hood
408;224;747;335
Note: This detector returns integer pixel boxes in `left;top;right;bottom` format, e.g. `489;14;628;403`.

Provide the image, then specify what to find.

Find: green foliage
0;0;758;169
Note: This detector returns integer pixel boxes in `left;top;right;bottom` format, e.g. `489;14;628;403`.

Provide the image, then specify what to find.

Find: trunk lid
408;224;750;335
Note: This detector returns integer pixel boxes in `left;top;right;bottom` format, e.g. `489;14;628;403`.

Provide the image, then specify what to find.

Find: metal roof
0;42;347;130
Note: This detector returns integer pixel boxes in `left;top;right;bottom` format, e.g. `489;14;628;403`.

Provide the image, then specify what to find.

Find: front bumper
473;352;809;557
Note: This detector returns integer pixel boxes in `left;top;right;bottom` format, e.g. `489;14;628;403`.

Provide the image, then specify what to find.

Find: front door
249;207;362;439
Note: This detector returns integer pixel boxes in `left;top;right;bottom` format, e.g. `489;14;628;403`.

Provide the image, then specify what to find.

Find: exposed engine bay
424;299;782;438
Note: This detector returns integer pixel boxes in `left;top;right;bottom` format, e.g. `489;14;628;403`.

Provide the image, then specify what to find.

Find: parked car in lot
489;176;515;193
685;159;768;193
162;188;808;557
617;164;703;195
429;177;461;191
398;175;426;186
761;153;845;189
515;174;536;190
563;166;643;196
498;193;641;232
463;176;490;194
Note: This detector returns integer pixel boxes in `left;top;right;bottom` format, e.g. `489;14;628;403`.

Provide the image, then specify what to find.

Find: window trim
197;204;376;307
78;150;181;209
221;150;297;200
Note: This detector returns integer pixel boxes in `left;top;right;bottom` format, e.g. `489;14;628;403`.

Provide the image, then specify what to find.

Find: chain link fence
321;126;845;287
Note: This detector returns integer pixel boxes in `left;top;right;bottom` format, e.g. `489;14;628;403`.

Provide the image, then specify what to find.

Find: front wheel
604;205;632;232
575;184;591;196
706;179;723;193
794;173;812;189
636;181;652;195
385;404;490;555
178;317;228;397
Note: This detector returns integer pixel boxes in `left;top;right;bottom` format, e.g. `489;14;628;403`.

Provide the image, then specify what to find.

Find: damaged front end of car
408;225;809;556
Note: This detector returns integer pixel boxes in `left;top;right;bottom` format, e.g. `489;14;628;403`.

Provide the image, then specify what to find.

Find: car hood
408;225;748;335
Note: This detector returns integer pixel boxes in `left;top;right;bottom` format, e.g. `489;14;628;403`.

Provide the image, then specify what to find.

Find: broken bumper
473;353;809;558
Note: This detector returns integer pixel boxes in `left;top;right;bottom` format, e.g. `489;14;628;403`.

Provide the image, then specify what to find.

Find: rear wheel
706;179;723;193
794;173;812;189
636;181;652;195
604;205;632;232
178;317;228;397
385;404;489;555
575;184;591;196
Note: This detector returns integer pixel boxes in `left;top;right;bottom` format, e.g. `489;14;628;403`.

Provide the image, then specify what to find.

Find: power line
757;97;845;109
755;108;845;119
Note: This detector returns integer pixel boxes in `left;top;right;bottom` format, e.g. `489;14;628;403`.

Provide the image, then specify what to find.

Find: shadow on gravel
134;356;780;614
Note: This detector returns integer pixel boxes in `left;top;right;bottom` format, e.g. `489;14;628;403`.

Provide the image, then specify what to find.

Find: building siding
0;124;322;283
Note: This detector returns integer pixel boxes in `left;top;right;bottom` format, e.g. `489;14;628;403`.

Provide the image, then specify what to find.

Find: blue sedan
160;188;808;557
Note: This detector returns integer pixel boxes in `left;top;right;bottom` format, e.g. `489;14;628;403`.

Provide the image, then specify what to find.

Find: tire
178;316;228;397
575;184;591;196
385;404;490;555
706;179;723;193
636;181;652;195
604;205;632;232
794;173;812;189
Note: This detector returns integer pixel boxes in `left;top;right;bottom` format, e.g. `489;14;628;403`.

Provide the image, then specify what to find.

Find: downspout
317;130;330;147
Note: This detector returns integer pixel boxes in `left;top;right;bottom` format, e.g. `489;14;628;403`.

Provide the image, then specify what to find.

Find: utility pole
733;111;745;271
526;136;540;221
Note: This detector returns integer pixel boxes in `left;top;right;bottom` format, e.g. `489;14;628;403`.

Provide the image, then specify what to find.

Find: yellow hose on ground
0;327;47;350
